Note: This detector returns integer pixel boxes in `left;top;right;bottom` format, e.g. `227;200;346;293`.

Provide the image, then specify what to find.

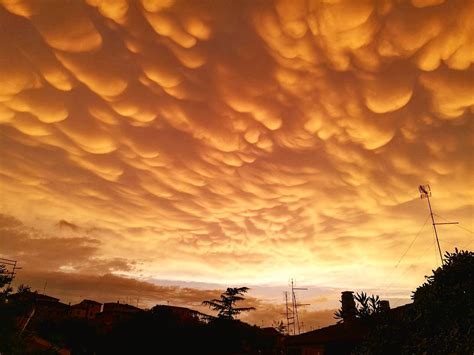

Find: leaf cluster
334;292;381;322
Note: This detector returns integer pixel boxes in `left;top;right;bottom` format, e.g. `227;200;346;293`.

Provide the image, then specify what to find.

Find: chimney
341;291;357;322
379;300;390;313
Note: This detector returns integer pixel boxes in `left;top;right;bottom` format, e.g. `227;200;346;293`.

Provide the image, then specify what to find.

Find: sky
0;0;473;329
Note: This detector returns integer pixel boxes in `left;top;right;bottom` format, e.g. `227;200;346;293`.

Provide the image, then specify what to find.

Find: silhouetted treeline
0;301;283;354
100;308;281;354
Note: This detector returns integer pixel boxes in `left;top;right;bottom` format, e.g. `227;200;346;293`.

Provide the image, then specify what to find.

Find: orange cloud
0;0;472;312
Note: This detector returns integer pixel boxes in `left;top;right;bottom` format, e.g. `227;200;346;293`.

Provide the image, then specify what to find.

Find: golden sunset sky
0;0;473;328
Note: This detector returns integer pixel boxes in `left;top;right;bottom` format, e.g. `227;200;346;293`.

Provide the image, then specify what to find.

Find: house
95;302;144;332
152;304;211;324
34;299;70;320
8;291;70;321
8;290;60;304
286;319;370;355
102;301;143;315
70;299;102;319
285;291;411;355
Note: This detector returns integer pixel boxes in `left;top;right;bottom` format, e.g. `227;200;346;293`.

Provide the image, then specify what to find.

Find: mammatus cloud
0;0;473;312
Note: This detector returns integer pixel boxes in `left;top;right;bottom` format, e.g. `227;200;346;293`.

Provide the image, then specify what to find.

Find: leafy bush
356;248;474;354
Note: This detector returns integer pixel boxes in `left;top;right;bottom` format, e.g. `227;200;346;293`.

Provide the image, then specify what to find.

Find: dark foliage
35;318;99;353
203;287;256;320
1;264;13;299
273;320;286;334
0;298;30;354
1;299;281;354
1;264;11;287
68;309;279;354
17;284;31;293
356;248;474;354
334;292;381;322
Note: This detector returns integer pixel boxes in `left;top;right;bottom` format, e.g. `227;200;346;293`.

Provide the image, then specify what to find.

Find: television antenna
0;258;21;290
285;279;309;335
419;184;458;265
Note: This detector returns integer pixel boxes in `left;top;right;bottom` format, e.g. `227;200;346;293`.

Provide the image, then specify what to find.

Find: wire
434;213;474;235
433;213;474;250
373;214;430;293
390;239;436;308
389;211;472;307
456;224;474;235
393;215;430;270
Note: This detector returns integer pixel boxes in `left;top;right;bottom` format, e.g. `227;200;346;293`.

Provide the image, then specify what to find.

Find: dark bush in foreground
357;249;474;354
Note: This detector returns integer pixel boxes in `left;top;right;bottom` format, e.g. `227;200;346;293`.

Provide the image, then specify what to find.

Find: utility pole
419;185;458;265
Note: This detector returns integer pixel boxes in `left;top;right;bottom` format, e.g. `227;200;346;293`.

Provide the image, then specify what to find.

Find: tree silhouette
0;265;12;289
272;320;286;334
355;292;381;319
0;265;13;300
17;284;31;293
202;287;255;320
334;291;381;322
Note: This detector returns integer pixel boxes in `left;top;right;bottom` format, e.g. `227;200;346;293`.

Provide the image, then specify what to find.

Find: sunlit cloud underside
0;0;473;298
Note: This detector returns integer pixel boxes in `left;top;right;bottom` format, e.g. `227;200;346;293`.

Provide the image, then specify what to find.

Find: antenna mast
285;279;309;335
419;185;458;265
284;291;293;335
0;258;20;290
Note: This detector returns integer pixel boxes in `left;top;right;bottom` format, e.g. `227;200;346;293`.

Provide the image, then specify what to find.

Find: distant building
102;301;143;315
152;304;211;324
286;320;370;355
95;302;144;332
35;300;70;320
70;299;102;319
8;291;70;321
8;291;59;304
